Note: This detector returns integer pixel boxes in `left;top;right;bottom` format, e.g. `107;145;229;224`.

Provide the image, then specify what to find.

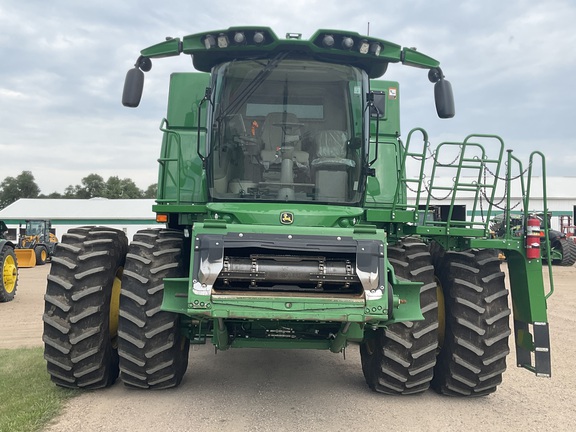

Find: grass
0;347;77;432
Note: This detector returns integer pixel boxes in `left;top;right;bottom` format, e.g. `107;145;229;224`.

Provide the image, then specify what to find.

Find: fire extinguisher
526;217;541;259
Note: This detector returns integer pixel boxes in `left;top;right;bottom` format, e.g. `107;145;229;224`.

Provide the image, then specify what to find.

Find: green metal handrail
157;118;183;204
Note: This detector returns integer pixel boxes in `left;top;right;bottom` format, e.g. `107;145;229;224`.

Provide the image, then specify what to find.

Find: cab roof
140;27;441;79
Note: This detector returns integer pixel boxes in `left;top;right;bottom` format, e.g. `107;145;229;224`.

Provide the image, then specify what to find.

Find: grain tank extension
43;28;552;396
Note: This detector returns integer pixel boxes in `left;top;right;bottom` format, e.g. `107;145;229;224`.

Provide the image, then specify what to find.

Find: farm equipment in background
559;215;575;241
16;220;58;267
492;213;576;266
0;221;18;302
44;27;553;396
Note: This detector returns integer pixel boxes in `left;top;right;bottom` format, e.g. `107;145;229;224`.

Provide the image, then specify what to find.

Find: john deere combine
43;28;552;395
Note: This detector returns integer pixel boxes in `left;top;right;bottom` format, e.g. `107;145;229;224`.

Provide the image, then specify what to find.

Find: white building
0;198;159;242
1;176;574;239
407;177;576;232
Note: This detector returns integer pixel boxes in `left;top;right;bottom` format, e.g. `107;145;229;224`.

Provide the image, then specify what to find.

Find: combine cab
43;28;552;395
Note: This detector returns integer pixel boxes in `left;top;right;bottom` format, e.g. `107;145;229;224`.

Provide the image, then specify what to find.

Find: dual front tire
43;227;189;389
360;241;511;397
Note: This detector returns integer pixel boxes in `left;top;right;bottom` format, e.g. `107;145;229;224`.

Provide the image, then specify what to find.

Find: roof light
342;37;354;50
233;32;246;44
322;35;335;48
359;39;370;54
370;42;382;56
253;31;265;44
203;34;216;49
217;33;229;48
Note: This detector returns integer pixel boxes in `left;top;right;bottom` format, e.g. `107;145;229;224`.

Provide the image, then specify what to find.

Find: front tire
35;245;48;265
360;240;438;395
118;229;190;389
43;227;128;388
431;247;510;396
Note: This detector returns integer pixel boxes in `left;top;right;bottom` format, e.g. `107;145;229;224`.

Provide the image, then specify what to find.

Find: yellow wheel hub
2;254;17;294
436;279;446;349
40;249;48;262
109;267;123;345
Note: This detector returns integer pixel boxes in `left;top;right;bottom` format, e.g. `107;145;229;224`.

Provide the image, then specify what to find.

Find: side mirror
434;79;455;119
369;91;386;119
122;67;144;107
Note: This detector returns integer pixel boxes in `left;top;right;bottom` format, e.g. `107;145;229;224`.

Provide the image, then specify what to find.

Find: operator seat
260;112;309;170
311;130;356;200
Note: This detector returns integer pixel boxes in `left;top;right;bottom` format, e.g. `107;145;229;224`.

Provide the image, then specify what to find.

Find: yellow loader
15;220;58;267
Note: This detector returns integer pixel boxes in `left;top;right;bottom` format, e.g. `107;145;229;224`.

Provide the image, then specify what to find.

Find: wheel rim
436;278;446;349
109;267;123;346
3;254;17;294
41;248;48;262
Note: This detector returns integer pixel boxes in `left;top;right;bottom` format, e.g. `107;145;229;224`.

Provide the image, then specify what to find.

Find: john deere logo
280;212;294;225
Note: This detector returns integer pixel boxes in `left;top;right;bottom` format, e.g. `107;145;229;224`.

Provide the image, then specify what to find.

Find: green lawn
0;347;77;432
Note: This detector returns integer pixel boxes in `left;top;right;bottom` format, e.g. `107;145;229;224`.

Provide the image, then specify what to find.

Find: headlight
203;34;216;49
253;31;265;44
233;32;246;44
322;34;335;48
370;42;382;56
359;39;370;54
341;37;354;50
217;33;229;48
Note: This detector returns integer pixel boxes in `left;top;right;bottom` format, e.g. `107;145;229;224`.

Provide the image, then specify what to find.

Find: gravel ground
2;263;575;432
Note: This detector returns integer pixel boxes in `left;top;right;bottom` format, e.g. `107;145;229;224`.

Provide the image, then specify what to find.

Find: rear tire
0;245;18;302
431;247;510;396
43;227;128;388
555;239;576;266
360;240;438;395
118;229;190;389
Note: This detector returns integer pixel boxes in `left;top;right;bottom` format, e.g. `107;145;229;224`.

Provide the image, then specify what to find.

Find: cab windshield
208;58;366;204
26;221;44;236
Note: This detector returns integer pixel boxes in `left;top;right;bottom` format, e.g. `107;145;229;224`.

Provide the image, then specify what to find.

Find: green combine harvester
43;27;552;396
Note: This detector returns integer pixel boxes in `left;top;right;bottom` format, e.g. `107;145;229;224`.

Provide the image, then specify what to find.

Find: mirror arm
367;92;380;168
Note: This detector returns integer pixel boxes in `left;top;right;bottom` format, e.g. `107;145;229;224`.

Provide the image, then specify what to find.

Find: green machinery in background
43;28;552;396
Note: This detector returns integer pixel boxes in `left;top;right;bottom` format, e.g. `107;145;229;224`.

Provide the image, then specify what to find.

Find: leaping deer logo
280;212;294;225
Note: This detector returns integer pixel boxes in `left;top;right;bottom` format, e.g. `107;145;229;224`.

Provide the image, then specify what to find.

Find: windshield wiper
215;51;289;124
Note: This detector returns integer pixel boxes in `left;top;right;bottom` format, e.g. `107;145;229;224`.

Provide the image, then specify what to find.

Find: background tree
143;183;157;199
0;171;41;209
119;178;144;198
64;184;82;198
102;176;143;199
81;174;106;198
1;171;149;203
103;176;123;198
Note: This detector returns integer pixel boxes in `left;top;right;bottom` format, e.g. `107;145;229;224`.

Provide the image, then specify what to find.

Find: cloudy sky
1;0;575;195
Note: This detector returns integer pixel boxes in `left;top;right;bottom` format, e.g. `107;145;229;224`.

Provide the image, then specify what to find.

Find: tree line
0;171;157;210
